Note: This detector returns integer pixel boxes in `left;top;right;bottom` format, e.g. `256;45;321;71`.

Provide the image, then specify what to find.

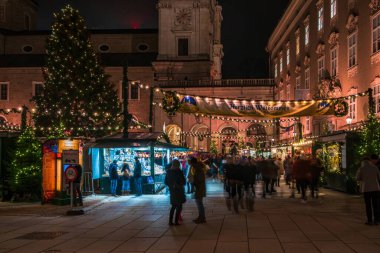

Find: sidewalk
0;180;379;253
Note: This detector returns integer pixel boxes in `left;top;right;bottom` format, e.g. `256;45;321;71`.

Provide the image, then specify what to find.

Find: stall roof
87;132;188;150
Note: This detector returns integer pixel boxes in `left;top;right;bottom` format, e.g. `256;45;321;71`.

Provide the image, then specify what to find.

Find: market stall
86;132;188;195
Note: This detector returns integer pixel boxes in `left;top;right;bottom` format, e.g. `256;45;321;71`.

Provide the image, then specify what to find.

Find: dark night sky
37;0;290;78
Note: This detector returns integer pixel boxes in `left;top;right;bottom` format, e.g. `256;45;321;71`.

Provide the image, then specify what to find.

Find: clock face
176;9;191;26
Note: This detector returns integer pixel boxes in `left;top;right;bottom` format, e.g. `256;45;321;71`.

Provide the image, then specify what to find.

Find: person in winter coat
293;156;311;202
109;160;119;196
356;158;380;225
283;155;293;185
310;156;323;198
165;159;186;225
121;160;131;195
133;157;142;196
191;157;207;224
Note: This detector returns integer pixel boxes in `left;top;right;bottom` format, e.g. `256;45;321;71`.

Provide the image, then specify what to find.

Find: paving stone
249;238;283;253
282;242;319;253
180;240;216;253
347;243;380;253
314;241;355;253
112;238;157;252
150;236;188;250
215;242;249;253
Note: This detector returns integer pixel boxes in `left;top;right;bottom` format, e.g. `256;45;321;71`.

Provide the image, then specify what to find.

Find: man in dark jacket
191;157;206;224
165;160;186;225
134;157;142;196
109;160;119;196
73;164;83;206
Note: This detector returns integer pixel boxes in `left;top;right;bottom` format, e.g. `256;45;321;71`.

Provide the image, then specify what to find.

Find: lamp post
346;117;352;130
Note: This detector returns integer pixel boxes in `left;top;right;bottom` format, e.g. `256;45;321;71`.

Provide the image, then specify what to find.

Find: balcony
155;79;275;88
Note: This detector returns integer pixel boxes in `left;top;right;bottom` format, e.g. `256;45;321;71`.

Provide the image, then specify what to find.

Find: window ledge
347;65;358;78
371;51;380;65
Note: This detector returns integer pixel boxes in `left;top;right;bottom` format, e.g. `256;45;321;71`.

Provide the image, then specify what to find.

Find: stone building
267;0;380;143
0;0;275;153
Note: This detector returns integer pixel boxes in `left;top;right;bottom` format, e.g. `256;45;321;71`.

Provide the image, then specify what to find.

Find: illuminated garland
0;107;25;114
153;102;298;123
155;88;369;103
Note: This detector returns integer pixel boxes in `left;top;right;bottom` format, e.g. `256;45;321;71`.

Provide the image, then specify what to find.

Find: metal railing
82;172;94;195
156;79;275;88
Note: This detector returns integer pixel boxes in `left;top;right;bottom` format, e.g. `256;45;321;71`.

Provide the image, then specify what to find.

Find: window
296;33;300;55
318;57;325;82
305;68;310;89
178;38;189;56
372;13;380;54
330;0;337;18
305;24;310;46
130;83;140;100
296;76;301;90
348;32;357;68
274;63;278;78
374;84;380;113
318;7;324;31
286;84;290;100
0;5;5;22
32;82;44;97
306;117;310;132
279;90;285;100
119;81;140;100
24;14;30;30
330;47;338;77
286;48;290;66
99;44;110;52
280;56;283;73
0;82;8;101
349;96;356;120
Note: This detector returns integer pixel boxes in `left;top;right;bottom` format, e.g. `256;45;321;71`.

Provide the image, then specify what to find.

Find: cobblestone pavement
0;180;379;253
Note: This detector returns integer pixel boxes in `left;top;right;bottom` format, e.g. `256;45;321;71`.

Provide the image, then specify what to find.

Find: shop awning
86;132;188;150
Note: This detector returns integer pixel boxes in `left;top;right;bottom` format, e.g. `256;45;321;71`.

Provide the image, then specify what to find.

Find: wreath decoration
162;91;180;114
333;100;348;117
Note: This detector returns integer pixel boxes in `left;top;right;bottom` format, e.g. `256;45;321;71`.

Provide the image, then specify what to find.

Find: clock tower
153;0;223;81
0;0;38;31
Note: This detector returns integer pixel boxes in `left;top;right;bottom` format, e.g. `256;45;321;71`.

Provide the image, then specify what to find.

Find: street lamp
346;117;352;130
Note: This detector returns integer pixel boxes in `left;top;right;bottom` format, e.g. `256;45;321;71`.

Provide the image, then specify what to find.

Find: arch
220;126;237;155
190;124;209;151
165;124;181;145
0;115;7;125
246;123;266;136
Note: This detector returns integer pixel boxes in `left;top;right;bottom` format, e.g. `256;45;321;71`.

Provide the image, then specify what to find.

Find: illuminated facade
267;0;380;142
0;0;275;153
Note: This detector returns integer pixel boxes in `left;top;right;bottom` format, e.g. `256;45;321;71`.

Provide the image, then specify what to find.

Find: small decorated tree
358;89;380;156
210;139;218;155
10;127;42;200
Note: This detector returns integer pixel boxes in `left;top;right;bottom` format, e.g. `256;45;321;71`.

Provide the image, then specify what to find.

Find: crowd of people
102;152;379;227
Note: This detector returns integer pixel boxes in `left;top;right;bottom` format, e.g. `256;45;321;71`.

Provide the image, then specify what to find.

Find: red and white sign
64;166;78;182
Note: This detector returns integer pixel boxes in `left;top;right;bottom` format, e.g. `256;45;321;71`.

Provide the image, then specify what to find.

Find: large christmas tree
10;127;42;200
33;5;120;137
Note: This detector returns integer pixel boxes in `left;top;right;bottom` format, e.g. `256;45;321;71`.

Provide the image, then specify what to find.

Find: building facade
268;0;380;143
0;0;275;153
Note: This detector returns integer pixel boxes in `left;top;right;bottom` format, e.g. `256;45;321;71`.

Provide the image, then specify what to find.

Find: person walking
356;158;380;225
121;160;131;195
191;157;206;224
134;157;143;196
73;164;83;206
109;160;119;196
310;156;323;198
283;155;293;186
165;160;186;225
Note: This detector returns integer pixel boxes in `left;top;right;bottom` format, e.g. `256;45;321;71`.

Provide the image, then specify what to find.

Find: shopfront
86;132;188;195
